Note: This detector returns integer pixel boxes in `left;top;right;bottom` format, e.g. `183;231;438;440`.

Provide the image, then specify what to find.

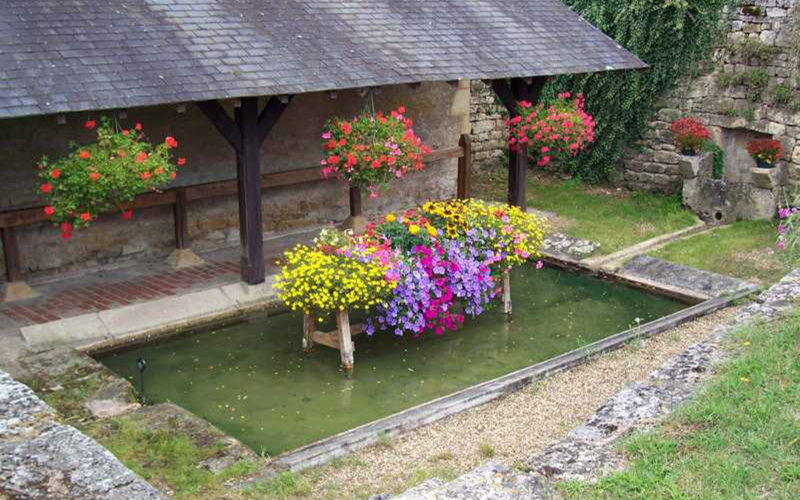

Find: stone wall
0;82;470;281
469;80;508;169
623;0;800;193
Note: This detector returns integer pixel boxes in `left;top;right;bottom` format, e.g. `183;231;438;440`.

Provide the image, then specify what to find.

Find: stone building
0;0;644;299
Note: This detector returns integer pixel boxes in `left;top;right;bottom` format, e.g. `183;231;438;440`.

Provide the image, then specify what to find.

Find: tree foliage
546;0;734;182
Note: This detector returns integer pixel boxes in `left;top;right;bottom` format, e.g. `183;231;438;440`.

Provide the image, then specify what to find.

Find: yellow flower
385;213;396;222
740;377;750;383
426;225;438;237
408;224;420;235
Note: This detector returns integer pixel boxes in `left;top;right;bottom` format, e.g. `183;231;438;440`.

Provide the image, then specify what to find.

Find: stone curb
18;277;278;352
384;269;800;499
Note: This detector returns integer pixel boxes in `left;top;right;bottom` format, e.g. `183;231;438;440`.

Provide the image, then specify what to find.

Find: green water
99;266;684;456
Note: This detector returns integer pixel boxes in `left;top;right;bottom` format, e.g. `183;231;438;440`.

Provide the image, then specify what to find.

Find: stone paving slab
380;269;800;499
0;370;164;500
620;255;756;299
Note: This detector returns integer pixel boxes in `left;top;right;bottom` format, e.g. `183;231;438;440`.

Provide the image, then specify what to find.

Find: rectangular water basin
97;265;687;457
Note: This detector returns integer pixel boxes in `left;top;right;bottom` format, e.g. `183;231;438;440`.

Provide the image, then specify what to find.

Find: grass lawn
648;220;791;285
472;167;698;255
561;311;800;500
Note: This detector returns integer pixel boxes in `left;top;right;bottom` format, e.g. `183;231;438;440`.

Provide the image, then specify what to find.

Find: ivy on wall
545;0;735;182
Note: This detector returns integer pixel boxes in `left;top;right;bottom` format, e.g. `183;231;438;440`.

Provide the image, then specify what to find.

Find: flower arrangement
275;199;547;337
320;106;433;197
37;117;183;239
747;138;783;168
670;117;710;155
420;199;547;268
273;234;397;318
507;92;595;168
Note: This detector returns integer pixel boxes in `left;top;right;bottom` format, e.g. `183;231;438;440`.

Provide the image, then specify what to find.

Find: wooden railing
0;134;472;289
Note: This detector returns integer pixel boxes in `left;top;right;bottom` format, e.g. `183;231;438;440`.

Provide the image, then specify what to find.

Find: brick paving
0;258;242;328
0;229;318;330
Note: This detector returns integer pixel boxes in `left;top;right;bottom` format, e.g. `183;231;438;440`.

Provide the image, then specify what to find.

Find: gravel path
305;307;737;499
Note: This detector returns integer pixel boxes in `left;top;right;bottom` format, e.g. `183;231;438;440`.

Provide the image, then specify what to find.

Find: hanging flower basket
320;106;432;198
507;92;595;168
37;118;184;239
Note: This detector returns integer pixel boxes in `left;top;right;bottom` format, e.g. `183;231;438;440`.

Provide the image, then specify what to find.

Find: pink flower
536;260;544;270
321;132;332;140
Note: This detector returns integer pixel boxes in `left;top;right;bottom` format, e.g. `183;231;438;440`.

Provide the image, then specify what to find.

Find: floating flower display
275;199;547;337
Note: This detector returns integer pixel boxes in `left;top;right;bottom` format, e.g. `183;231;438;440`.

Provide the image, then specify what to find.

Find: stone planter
678;151;713;180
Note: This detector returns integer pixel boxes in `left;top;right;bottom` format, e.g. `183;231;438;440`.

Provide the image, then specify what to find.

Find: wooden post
336;309;355;371
1;227;23;283
349;186;363;217
509;143;528;208
197;96;292;285
457;134;472;199
237;97;265;285
503;270;512;318
173;188;188;250
1;226;37;302
303;312;315;352
341;186;368;234
487;77;547;209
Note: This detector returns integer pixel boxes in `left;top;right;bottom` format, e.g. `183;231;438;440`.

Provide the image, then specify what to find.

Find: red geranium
747;138;783;165
508;92;595;168
671;117;709;155
84;120;96;130
320;106;431;196
37;117;180;237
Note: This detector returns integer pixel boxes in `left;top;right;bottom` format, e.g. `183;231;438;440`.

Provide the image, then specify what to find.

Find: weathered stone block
678;152;713;179
749;166;783;189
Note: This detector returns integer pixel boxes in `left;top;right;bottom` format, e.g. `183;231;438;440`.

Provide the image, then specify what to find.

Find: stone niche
681;129;786;224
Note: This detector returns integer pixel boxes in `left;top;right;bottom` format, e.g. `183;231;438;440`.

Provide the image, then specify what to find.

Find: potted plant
37;118;183;240
320;106;432;233
507;92;595;169
671;117;710;156
747;138;783;169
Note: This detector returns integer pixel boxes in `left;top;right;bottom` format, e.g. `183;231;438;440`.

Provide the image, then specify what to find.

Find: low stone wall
469;80;508;170
0;369;164;499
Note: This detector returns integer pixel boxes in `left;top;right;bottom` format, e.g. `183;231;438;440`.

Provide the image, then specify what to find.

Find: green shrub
770;81;796;106
735;38;778;62
545;0;736;182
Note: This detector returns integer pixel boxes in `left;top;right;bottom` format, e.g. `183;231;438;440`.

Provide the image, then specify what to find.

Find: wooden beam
196;100;241;151
173;188;188;250
237;97;266;285
489;80;516;113
457;134;472;199
0;143;465;230
258;96;293;144
1;227;23;282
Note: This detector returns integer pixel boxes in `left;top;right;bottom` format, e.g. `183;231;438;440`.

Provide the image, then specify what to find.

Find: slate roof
0;0;646;119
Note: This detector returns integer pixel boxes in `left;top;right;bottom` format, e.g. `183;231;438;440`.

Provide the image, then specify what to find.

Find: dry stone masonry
0;370;164;500
624;0;800;200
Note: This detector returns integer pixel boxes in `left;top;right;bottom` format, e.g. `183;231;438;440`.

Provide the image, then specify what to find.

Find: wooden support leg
503;270;512;319
336;309;355;371
303;312;315;352
1;227;37;302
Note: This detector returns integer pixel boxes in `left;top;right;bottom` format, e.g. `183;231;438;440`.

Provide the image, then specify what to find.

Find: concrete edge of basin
266;284;755;474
